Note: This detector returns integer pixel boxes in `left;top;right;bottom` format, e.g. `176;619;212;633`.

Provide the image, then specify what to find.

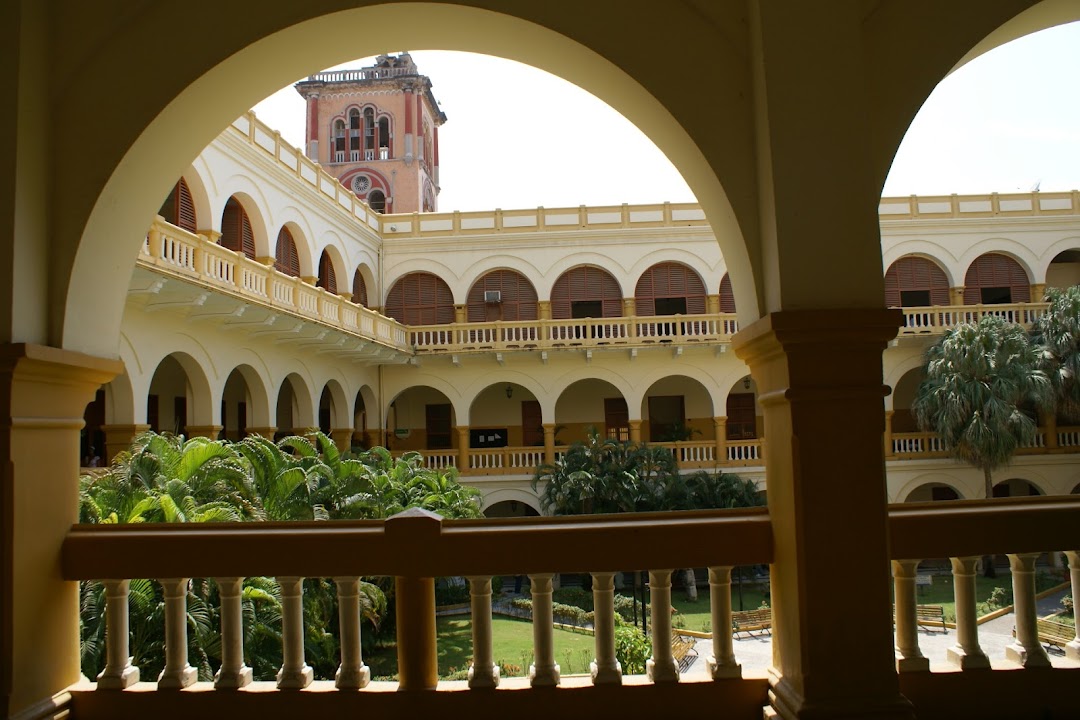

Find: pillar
334;576;371;689
454;305;467;324
389;509;441;691
0;346;121;712
883;410;895;458
214;577;252;688
528;573;560;686
1005;553;1051;668
96;580;140;689
713;416;727;464
1065;551;1080;661
946;557;990;670
185;424;223;440
455;425;469;472
542;423;556;465
646;570;679;683
245;426;277;440
467;577;499;688
732;310;910;718
157;578;198;689
706;566;740;679
706;294;721;314
366;428;382;450
276;576;314;689
590;572;621;685
949;287;965;306
628;419;642;443
331;428;353;453
102;423;150;463
891;560;929;672
538;300;551;321
1043;411;1058;449
1030;283;1046;302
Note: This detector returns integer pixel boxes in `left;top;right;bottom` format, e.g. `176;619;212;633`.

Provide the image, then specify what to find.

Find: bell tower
295;53;446;214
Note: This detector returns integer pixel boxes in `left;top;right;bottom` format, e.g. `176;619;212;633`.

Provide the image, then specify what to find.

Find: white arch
223;363;273;429
540;256;633;300
880;249;959;289
215;183;273;259
480;488;543;515
956;244;1039;286
1036;235;1080;282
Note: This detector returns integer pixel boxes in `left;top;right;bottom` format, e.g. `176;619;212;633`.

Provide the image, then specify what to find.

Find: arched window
719;273;736;313
318;250;337;294
158;178;197;233
333;119;347;163
550;266;622;319
274;227;300;277
368;190;386;213
635;262;706;316
884;256;950;307
220;197;255;260
348;109;361;162
466;270;539;322
964;253;1030;305
352;269;368;307
364;107;376;160
385;272;455;325
378;116;390;159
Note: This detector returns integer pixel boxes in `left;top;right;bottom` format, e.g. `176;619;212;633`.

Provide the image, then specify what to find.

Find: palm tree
913;314;1053;500
1032;285;1080;420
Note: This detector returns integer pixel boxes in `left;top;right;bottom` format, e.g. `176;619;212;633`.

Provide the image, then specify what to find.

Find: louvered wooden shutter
635;262;706;315
964;253;1030;304
885;256;949;307
352;270;368;307
385;272;454;325
719;274;736;313
275;228;300;277
551;266;622;319
318;252;338;295
466;270;538;322
177;179;196;232
221;197;256;260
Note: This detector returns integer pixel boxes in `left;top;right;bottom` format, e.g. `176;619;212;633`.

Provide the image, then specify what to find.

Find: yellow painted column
949;287;966;306
455;425;470;473
1005;553;1051;668
706;294;721;314
1043;411;1058;449
733;310;909;718
707;566;740;679
245;426;277;440
542;423;556;465
628;419;642;443
884;410;895;459
946;556;990;670
713;416;727;464
185;424;223;439
537;300;551;321
891;560;929;672
454;305;467;323
389;509;441;690
0;344;121;715
102;423;150;462
1030;283;1046;302
331;428;352;453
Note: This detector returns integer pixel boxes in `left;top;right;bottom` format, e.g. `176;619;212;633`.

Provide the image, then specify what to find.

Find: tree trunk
983;467;997;578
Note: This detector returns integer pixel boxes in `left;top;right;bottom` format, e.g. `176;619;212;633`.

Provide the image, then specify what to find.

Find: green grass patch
367;615;596;679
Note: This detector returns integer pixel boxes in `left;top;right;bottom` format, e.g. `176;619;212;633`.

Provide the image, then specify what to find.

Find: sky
252;22;1080;212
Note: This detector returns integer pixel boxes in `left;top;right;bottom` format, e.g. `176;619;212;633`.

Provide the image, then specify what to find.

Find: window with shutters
158;178;197;233
635;262;706;316
317;251;338;295
884;256;950;307
220;197;256;259
466;270;539;322
385;272;455;325
604;397;630;441
274;227;300;277
963;253;1030;305
352;269;368;307
551;266;622;319
719;274;737;313
348;109;361;161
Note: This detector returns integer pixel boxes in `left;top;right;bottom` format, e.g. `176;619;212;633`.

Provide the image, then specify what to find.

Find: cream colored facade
7;3;1080;719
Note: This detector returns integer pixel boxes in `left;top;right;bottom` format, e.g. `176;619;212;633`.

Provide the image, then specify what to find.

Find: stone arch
385;272;455;325
469;381;544;448
316;241;347;295
554;378;629;444
639;374;715;443
884;255;951;307
222;363;272;436
352;263;376;307
992;477;1046;498
550;265;623;319
634;261;708;316
902;482;962;503
275;372;316;435
385;384;459;453
466;269;539;322
146;351;215;433
1040;240;1080;291
481;490;543;517
962;251;1033;304
318;378;350;432
275;219;315;278
218;190;270;261
354;384;378;436
893;473;976;503
889;367;925;434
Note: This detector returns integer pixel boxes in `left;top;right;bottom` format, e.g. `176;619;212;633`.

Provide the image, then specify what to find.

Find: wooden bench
671;630;697;672
731;608;772;637
892;604;947;633
1035;618;1074;650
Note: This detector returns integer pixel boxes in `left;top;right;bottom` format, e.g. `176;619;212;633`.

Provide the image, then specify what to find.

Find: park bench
671;630;697;672
891;604;947;633
1032;618;1074;651
731;608;772;637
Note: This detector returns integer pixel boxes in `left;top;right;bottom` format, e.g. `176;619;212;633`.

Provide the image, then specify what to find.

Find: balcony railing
142;218;410;352
890;427;1080;460
60;497;1080;718
898;303;1049;336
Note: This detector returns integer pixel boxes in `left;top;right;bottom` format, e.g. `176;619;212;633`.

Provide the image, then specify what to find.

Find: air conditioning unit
484;290;502;303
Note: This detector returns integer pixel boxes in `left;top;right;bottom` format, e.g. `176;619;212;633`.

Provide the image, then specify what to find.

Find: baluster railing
467;576;499;688
96;579;140;689
334;576;371;689
590;572;621;684
276;576;314;689
1004;553;1051;668
528;573;560;686
891;560;929;672
947;556;991;670
646;570;678;683
158;578;197;689
214;577;253;688
706;566;740;679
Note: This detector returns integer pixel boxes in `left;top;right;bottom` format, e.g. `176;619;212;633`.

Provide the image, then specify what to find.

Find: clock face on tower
352;175;371;194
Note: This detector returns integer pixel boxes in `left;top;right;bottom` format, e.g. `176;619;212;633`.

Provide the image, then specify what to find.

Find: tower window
368;190;386;213
333;119;346;163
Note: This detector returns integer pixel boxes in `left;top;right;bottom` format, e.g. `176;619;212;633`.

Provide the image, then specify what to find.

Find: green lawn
367;615;597;679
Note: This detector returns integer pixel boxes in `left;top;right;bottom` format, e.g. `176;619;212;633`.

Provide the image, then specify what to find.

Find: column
646;570;679;683
330;428;353;453
454;305;467;324
628;420;642;443
214;577;252;688
276;576;314;689
732;310;909;717
366;429;382;450
102;423;150;463
706;294;721;314
713;416;727;464
157;578;197;689
467;577;499;688
1065;551;1080;661
1005;553;1051;668
455;425;470;472
185;424;223;440
706;567;740;679
0;345;121;712
245;426;277;440
891;560;929;672
396;575;438;690
949;287;965;306
96;580;140;689
883;410;895;458
528;573;560;686
542;423;556;465
590;572;621;685
1030;283;1046;302
537;300;551;321
946;556;990;670
1043;411;1058;449
334;576;371;689
404;86;414;162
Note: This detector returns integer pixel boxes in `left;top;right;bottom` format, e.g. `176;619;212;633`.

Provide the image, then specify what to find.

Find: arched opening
318;386;335;433
157;178;197;233
221;368;252;442
964;253;1030;305
378;116;391;159
275;226;301;277
904;482;961;502
385;272;455;325
220;196;256;260
1046;249;1080;291
469;382;541;450
80;387;107;467
884;256;950;307
891;368;925;434
367;189;386;213
317;249;338;294
147;355;195;436
387;386;457;455
352;268;368;307
640;375;714;443
484;499;540;518
634;261;706;317
719;273;736;313
550;266;622;319
992;478;1044;498
554;379;627;444
274;373;314;440
353;386;375;449
466;269;538;322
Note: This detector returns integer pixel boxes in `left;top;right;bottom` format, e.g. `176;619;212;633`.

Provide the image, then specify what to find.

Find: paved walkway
680;589;1077;676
